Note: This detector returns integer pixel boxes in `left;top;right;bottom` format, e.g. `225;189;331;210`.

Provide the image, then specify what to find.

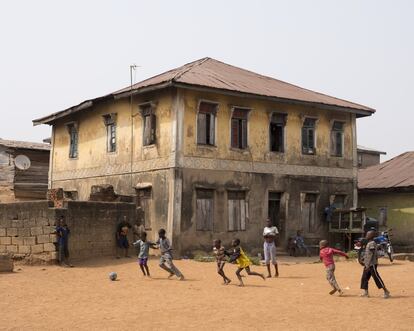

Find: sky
1;0;413;161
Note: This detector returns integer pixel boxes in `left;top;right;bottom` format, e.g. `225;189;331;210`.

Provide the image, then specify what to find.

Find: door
268;192;281;230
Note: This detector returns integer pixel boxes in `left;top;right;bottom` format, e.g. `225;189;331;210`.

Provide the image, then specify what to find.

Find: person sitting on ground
228;238;265;287
295;230;311;257
133;231;155;277
263;218;279;278
116;216;131;259
154;229;185;281
319;240;348;296
56;216;73;267
213;239;231;285
360;230;391;299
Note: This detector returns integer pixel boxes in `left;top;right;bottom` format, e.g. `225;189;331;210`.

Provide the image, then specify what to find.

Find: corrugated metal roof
33;57;375;125
357;145;386;155
358;152;414;190
0;139;51;151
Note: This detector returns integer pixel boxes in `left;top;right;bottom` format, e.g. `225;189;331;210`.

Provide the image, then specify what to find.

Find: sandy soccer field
0;257;413;331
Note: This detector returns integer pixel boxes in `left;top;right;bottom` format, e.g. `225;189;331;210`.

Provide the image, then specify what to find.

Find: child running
319;240;348;295
228;238;265;287
213;239;231;285
132;231;154;277
155;229;185;281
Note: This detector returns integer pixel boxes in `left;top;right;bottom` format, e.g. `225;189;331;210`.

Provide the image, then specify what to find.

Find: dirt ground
1;256;413;331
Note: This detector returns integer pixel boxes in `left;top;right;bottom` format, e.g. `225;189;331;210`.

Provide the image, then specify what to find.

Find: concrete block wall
64;201;136;259
0;201;57;263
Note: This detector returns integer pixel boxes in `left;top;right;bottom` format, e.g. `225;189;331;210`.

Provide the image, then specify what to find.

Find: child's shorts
117;236;129;249
138;257;148;266
264;241;277;264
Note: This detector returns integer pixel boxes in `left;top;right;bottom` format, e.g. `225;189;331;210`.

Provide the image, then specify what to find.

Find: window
103;114;117;152
302;193;317;233
140;104;156;146
302;118;316;155
228;191;248;231
270;113;286;152
195;189;214;231
332;194;346;209
197;102;217;146
331;121;344;157
231;108;249;149
137;187;152;229
67;123;78;159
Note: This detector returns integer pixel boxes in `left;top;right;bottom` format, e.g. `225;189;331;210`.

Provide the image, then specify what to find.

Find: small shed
0;139;50;202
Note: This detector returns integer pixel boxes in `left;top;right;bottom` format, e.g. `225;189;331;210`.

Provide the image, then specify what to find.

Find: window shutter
231;119;239;148
308;129;314;152
150;114;156;144
209;114;215;145
143;116;151;145
301;128;307;153
336;131;342;156
241;119;248;149
197;113;206;144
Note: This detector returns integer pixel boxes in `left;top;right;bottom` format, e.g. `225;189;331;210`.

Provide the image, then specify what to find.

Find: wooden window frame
227;190;248;232
66;122;79;159
195;188;214;231
103;113;117;153
330;121;345;157
139;102;157;147
301;117;317;155
197;101;218;146
230;107;250;150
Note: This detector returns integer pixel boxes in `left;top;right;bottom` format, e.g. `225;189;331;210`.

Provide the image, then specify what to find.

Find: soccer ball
109;272;117;281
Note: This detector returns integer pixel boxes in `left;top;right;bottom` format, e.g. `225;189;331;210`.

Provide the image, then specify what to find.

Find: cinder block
11;220;24;228
0;237;11;245
43;226;55;235
24;219;36;228
0;245;6;253
50;234;58;243
49;251;58;260
23;237;36;246
6;228;18;237
11;237;24;245
30;227;43;236
6;245;18;253
35;217;50;226
18;228;31;237
37;234;50;244
18;245;31;254
0;228;6;237
31;244;44;254
43;243;56;252
0;219;11;228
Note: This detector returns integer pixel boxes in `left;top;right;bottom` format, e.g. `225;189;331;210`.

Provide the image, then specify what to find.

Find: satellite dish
15;155;31;170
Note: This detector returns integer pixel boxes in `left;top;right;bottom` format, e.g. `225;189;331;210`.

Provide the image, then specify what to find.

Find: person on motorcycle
360;230;391;299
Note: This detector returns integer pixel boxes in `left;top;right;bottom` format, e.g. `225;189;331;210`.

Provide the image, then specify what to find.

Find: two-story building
33;57;374;253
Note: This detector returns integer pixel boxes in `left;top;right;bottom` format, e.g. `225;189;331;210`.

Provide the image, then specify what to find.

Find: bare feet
168;273;174;279
238;283;244;287
329;289;337;295
266;275;272;278
179;275;185;281
274;273;279;278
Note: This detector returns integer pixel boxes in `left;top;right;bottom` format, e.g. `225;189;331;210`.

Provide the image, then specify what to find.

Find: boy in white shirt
263;218;279;278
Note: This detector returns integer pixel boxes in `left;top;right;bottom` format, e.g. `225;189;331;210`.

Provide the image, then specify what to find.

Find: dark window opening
197;102;217;145
270;113;286;152
231;108;249;149
302;118;316;155
268;192;281;229
103;114;117;153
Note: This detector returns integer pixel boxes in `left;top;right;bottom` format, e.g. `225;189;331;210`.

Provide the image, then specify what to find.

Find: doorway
268;192;281;230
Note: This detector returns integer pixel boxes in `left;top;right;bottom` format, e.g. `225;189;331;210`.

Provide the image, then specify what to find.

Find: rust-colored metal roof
0;139;51;151
33;57;375;125
358;152;414;191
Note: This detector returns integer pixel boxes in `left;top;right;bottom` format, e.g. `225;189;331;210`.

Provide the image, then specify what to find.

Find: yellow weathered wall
51;89;174;198
182;89;354;168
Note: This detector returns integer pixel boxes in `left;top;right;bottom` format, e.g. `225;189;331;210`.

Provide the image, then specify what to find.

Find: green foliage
346;250;358;259
193;254;215;263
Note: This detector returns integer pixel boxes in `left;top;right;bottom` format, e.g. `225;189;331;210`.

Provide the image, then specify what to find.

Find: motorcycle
354;229;394;264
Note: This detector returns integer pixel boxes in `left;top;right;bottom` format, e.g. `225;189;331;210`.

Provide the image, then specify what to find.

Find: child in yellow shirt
228;238;265;286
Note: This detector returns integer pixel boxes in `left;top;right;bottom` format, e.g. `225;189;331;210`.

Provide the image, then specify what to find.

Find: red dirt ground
0;257;413;330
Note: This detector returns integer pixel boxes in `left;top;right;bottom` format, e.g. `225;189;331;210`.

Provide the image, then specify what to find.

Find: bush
346;250;358;259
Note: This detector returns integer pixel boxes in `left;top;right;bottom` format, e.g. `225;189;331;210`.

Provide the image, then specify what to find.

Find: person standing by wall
116;216;132;258
263;218;279;277
56;216;73;267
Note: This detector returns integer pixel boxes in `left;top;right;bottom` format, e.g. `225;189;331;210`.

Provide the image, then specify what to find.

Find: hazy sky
1;0;413;160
